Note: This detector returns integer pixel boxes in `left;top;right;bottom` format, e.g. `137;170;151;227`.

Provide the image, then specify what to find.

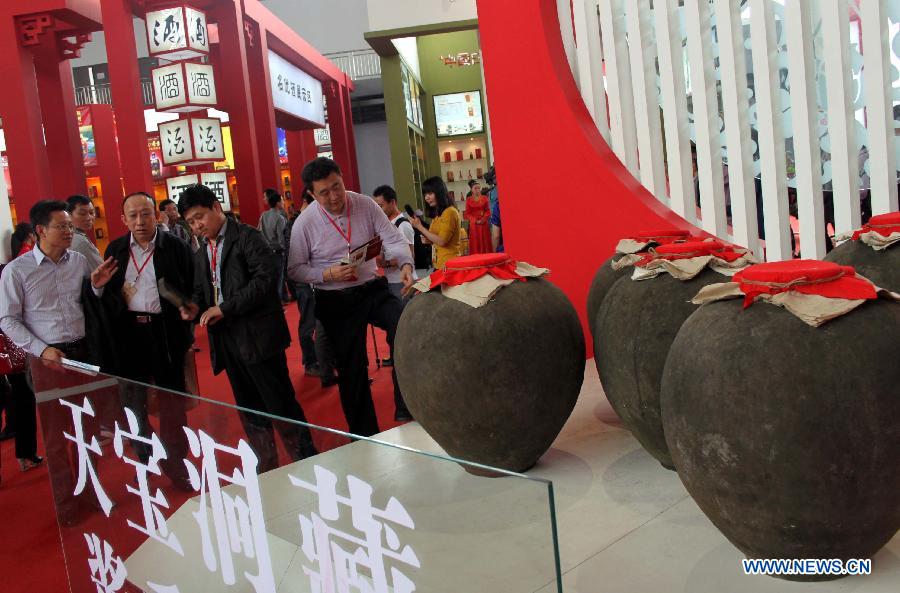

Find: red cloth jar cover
732;260;877;308
428;253;528;289
635;240;747;266
851;211;900;240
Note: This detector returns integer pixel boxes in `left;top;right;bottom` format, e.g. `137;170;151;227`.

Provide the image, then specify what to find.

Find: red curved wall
476;0;702;345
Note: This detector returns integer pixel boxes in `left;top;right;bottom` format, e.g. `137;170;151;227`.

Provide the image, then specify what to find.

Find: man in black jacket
178;184;316;471
103;192;194;488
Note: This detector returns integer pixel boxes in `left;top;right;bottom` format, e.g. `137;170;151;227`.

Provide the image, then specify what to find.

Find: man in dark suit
103;192;194;489
178;184;317;471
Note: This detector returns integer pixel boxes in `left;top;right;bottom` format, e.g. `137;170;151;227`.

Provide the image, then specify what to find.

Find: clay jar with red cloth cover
593;240;736;469
395;254;585;473
825;212;900;292
660;260;900;577
587;229;692;336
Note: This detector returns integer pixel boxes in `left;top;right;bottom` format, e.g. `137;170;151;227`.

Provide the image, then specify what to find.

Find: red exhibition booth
0;0;359;234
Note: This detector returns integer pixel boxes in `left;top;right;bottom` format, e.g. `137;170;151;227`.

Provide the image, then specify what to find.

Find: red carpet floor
0;303;400;593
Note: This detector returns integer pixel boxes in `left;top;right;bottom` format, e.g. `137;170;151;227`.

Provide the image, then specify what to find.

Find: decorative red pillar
325;81;357;192
33;37;88;198
89;105;127;238
340;76;360;191
285;128;317;193
210;0;264;225
0;14;54;216
244;19;282;194
99;0;153;195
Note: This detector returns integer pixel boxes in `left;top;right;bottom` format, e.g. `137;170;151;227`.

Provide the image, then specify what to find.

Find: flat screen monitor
434;91;484;137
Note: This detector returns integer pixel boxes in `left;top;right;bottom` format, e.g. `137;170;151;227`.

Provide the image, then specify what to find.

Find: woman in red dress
464;181;492;254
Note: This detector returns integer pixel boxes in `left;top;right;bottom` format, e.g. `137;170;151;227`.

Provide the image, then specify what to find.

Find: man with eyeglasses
0;199;117;524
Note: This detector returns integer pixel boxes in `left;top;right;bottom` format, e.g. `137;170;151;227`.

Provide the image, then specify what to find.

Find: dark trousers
117;314;189;484
7;372;37;459
296;283;318;368
273;250;289;301
315;278;408;437
220;335;317;472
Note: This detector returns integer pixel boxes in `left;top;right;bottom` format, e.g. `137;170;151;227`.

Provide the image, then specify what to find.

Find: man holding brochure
289;157;414;436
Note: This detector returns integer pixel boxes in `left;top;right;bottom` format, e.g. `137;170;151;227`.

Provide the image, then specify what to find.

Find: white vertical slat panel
558;0;578;86
786;1;826;258
598;0;638;175
573;0;597;118
714;0;758;255
821;0;860;235
684;0;728;237
859;0;899;214
625;0;667;201
655;0;696;223
583;0;610;142
750;0;791;261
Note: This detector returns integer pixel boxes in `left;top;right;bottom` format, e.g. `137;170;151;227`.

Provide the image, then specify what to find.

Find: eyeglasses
48;223;75;232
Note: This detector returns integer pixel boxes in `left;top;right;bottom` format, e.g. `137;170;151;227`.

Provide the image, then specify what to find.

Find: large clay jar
395;254;585;473
593;240;744;469
661;261;900;578
825;212;900;292
586;229;692;335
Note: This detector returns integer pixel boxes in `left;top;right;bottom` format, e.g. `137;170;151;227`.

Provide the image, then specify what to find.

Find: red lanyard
129;244;155;281
210;239;220;285
319;200;352;251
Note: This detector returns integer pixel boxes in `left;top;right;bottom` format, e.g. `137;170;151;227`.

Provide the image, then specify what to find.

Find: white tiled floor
126;367;900;592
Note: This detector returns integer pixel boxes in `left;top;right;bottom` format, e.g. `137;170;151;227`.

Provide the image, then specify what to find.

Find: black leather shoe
0;427;15;441
381;358;394;367
320;375;338;388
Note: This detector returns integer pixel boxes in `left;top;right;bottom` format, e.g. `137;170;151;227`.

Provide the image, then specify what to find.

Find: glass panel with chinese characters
31;360;563;593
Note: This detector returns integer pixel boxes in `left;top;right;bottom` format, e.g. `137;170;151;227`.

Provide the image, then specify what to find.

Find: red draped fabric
732;260;878;308
464;194;493;254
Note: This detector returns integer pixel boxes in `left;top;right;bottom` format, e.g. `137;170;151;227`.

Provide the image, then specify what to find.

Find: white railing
564;0;900;260
74;81;155;107
323;48;382;81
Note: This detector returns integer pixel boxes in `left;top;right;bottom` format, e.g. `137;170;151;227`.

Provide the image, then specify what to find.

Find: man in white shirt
288;158;415;432
373;185;415;303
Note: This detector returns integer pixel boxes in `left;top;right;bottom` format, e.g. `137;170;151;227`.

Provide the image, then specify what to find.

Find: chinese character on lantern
158;117;223;166
151;62;216;112
146;6;209;60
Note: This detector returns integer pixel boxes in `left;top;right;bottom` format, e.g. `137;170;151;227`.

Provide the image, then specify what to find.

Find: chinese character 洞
113;407;185;556
184;429;275;593
166;126;186;157
61;397;115;517
85;533;127;593
197;125;218;155
191;72;211;98
290;465;420;593
159;72;181;100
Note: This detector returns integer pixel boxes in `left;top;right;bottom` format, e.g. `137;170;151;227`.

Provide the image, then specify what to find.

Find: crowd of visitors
0;156;504;492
